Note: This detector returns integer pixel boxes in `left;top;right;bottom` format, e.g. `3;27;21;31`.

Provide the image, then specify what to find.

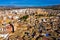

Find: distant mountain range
0;5;60;10
41;5;60;10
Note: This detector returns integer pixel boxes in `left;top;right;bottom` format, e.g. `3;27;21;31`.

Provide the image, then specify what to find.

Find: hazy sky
0;0;60;6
